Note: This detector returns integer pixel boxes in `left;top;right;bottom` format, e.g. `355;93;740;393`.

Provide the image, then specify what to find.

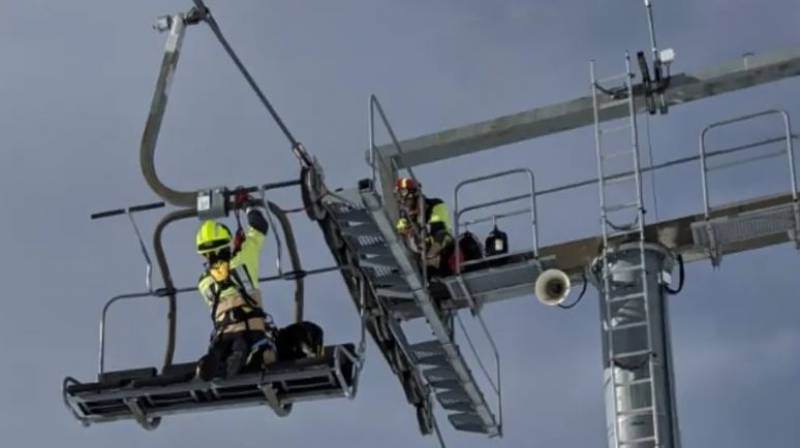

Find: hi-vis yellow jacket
198;213;268;334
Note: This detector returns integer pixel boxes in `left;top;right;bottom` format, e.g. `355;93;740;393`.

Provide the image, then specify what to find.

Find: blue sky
1;1;798;447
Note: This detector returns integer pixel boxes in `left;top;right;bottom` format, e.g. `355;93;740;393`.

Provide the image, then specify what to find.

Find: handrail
99;292;159;375
453;168;540;277
369;95;419;188
369;94;429;286
455;312;502;437
700;109;798;219
97;265;349;377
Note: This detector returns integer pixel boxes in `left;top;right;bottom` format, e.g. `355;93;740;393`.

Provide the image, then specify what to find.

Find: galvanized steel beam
376;48;800;168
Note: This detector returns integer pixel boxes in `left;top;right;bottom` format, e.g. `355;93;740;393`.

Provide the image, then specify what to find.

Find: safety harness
208;268;269;332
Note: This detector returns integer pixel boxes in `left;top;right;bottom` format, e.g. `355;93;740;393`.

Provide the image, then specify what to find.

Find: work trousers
197;330;269;381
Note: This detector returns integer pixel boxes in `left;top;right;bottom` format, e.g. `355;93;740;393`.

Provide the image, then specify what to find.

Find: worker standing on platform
194;195;276;381
394;177;456;278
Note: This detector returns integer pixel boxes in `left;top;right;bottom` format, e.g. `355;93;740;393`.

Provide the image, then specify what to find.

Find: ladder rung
620;435;657;445
614;349;652;360
603;173;638;186
610;321;648;331
599;124;632;135
609;292;646;303
610;263;645;273
604;201;640;213
601;149;635;160
615;377;653;387
617;406;654;416
608;227;642;239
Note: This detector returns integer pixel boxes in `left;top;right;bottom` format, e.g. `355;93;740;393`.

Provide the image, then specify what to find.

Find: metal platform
64;344;358;427
692;201;800;261
440;253;554;309
323;185;500;436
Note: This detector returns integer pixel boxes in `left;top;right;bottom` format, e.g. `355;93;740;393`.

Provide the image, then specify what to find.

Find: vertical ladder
591;54;662;447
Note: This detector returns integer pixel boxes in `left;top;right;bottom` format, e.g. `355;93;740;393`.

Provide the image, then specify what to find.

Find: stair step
417;354;448;366
441;401;476;413
409;340;445;356
376;286;414;299
423;367;458;383
340;223;380;238
359;255;398;269
437;390;474;412
429;379;462;390
383;298;421;319
374;274;406;288
335;208;370;223
448;413;489;434
358;244;391;257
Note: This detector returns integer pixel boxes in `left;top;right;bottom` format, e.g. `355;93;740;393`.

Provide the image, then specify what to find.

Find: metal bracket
196;187;228;219
260;384;291;417
704;221;722;267
792;201;800;250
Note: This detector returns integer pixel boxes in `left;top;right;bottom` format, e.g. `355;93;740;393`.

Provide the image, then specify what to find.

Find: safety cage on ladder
62;185;367;430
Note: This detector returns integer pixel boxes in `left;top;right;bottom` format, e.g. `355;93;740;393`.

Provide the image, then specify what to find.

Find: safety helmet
395;177;419;198
196;220;232;255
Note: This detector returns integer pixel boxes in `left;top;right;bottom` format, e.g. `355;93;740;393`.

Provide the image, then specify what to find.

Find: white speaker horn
535;269;571;306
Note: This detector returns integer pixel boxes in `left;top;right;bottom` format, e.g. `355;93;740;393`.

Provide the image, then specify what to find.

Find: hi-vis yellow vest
198;226;266;334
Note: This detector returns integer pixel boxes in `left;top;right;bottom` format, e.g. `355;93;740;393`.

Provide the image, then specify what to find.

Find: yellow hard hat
196;220;232;255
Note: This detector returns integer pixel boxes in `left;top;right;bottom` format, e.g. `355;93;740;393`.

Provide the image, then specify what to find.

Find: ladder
591;54;662;447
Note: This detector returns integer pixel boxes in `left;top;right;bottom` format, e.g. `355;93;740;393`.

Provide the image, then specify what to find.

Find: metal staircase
591;54;663;448
323;184;500;436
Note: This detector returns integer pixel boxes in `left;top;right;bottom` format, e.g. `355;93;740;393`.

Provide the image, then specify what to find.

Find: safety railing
700;109;798;218
453;168;540;272
447;168;540;439
368;94;430;286
699;109;800;262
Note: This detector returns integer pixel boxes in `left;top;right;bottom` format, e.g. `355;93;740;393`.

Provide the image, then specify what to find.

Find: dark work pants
197;330;265;381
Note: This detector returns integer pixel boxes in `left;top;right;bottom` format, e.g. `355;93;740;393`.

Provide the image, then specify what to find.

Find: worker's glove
396;218;412;236
233;188;255;209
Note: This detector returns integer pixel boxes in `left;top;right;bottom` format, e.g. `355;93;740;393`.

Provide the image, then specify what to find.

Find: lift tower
325;45;800;446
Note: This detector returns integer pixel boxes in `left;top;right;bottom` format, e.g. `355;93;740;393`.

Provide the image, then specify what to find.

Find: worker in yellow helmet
194;201;275;381
394;177;456;277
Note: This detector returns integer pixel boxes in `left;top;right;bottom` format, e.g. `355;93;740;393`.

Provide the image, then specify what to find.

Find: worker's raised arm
231;207;268;285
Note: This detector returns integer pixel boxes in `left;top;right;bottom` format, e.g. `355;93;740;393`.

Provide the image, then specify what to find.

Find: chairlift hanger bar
375;47;800;168
141;3;308;209
190;0;308;161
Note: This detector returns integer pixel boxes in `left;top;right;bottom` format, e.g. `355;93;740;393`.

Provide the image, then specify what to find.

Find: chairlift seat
64;344;358;426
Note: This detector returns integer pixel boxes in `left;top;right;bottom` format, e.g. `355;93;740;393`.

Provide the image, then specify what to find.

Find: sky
1;0;799;447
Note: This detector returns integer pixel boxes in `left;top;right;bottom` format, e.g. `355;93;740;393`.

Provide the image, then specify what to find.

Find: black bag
485;225;509;256
457;231;484;262
277;321;324;361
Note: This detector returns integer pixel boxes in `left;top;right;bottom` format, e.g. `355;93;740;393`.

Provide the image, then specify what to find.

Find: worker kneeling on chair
195;206;276;381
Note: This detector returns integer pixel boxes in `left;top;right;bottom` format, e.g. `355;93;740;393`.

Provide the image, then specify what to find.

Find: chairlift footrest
64;344;357;426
